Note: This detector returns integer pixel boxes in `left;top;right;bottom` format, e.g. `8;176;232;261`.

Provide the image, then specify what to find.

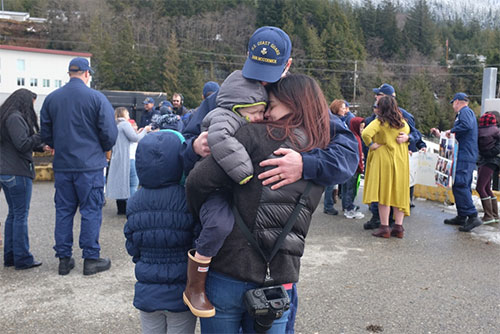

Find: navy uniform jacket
451;106;478;163
182;90;359;186
40;77;117;172
139;109;160;129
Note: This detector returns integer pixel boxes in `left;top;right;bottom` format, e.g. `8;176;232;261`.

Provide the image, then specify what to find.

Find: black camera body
244;286;290;333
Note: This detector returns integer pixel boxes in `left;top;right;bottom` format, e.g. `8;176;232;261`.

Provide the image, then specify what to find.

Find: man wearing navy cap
362;83;423;230
431;93;481;232
139;97;159;129
181;27;358;332
183;26;357;189
41;57;118;276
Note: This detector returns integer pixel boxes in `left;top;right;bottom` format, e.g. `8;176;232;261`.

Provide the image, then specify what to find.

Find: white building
0;45;92;112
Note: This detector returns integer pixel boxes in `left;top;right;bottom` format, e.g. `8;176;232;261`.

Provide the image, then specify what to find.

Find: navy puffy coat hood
136;130;184;188
124;130;198;312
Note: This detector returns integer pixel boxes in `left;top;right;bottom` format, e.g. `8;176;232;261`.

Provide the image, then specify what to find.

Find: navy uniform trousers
53;170;104;259
452;161;477;217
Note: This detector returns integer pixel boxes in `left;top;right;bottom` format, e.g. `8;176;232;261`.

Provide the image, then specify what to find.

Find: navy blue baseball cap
203;81;220;99
373;83;395;96
159;100;173;108
450;92;469;104
143;97;155;104
242;26;292;83
68;57;94;75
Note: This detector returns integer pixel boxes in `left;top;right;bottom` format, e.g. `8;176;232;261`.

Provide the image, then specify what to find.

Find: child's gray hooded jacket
201;70;267;184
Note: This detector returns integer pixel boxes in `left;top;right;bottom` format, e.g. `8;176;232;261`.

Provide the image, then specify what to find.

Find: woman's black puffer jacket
186;123;323;285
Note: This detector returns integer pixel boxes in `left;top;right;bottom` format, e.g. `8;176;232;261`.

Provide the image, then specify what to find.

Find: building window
17;59;25;71
30;78;38;87
43;79;50;87
54;80;62;88
17;77;25;86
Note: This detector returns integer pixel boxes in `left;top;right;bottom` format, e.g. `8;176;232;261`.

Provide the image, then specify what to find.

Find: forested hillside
3;0;500;134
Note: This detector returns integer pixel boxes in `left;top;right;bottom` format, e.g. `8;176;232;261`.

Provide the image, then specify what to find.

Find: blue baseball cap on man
143;97;155;105
68;57;94;75
373;83;395;96
450;92;469;104
242;26;292;83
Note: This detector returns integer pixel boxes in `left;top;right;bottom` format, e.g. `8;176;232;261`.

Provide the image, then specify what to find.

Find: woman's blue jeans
129;159;139;197
0;175;35;268
201;270;291;334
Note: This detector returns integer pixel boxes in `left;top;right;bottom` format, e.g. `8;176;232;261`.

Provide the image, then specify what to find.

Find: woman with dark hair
186;74;330;333
362;95;410;238
0;88;45;269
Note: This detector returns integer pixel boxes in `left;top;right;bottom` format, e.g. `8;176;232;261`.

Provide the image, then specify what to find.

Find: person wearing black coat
0;88;45;270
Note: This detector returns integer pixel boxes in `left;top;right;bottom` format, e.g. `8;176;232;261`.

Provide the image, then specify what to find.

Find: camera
244;285;290;333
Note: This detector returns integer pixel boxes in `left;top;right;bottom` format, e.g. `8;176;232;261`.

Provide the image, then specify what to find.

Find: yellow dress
362;118;410;216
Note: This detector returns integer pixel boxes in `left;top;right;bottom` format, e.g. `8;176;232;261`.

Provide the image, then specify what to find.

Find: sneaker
343;205;360;212
344;210;365;219
323;207;338;215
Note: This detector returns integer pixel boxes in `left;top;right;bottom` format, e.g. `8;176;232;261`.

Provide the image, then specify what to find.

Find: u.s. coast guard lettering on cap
250;41;281;64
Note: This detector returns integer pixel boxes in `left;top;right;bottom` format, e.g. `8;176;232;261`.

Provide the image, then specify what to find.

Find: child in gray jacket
183;70;267;318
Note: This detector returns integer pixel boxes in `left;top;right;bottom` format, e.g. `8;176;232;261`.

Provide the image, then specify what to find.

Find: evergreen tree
403;0;436;57
87;15;115;90
162;32;181;96
178;53;204;109
375;0;401;59
405;74;439;135
111;20;142;91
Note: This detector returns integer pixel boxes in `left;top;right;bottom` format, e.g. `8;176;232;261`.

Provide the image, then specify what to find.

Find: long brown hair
376;96;404;129
329;99;345;115
266;74;330;152
0;88;38;135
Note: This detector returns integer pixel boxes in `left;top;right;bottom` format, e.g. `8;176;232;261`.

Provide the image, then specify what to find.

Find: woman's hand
258;148;303;190
369;143;382;151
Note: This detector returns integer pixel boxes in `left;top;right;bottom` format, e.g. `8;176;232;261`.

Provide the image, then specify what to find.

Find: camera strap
232;182;313;285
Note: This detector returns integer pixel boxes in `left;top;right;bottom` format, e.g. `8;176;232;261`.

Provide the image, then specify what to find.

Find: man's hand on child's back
193;131;211;157
258;148;303;190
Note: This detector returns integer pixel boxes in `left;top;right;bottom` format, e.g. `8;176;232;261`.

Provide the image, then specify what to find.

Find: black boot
83;258;111;275
59;257;75;275
116;199;127;215
363;215;381;230
459;215;482;232
443;215;467;226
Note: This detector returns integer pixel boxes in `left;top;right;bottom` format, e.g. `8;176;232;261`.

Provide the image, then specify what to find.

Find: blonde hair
114;107;128;120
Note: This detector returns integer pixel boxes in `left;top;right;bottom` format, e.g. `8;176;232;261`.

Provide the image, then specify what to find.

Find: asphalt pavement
0;181;499;333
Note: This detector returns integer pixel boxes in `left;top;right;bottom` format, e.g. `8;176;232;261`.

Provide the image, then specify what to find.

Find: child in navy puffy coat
124;130;199;334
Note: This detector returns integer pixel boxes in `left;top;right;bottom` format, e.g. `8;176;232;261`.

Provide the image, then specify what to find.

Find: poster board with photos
434;133;458;188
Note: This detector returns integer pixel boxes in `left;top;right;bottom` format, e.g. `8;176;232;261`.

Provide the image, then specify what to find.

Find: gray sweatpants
139;310;196;334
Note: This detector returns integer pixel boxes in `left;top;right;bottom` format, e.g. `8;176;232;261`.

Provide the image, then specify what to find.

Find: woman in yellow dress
362;96;410;238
